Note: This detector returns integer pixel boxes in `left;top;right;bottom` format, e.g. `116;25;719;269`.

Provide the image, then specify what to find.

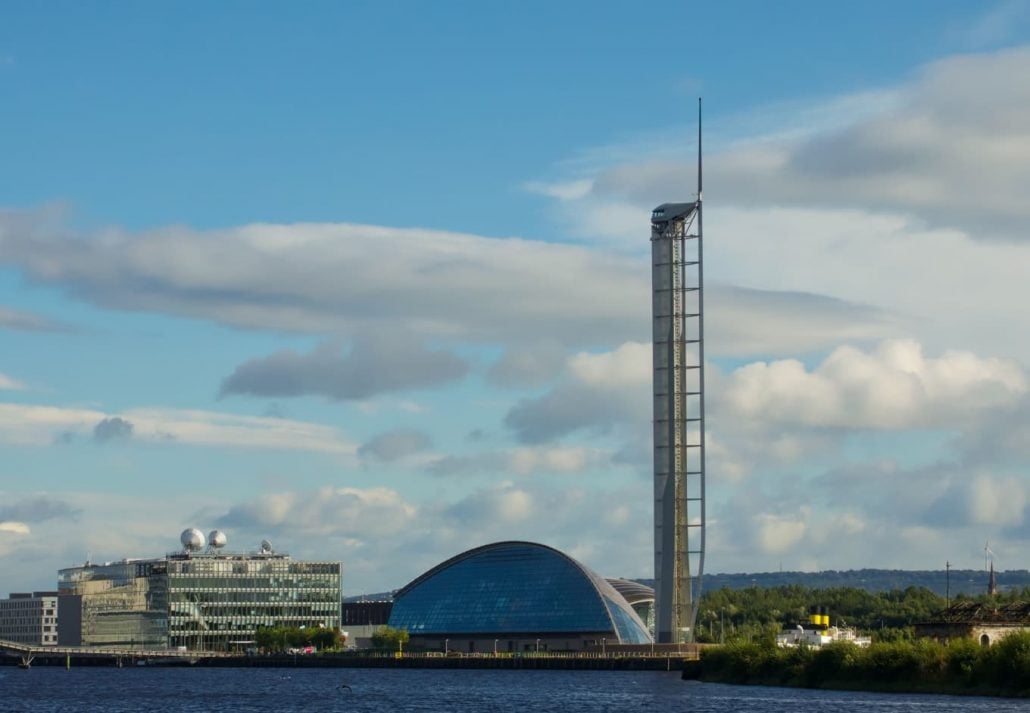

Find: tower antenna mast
649;99;706;643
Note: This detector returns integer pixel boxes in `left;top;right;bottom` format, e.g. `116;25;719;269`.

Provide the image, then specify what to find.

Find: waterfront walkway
207;649;700;671
1;640;700;671
0;638;232;668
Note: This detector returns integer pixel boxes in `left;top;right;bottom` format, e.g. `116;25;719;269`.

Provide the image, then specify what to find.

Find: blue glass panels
603;595;650;644
388;542;651;643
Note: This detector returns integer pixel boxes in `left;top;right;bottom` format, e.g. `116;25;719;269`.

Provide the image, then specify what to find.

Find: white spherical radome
180;528;206;551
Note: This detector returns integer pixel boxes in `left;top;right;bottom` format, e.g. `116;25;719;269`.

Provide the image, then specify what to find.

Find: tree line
692;632;1030;696
693;584;1030;643
253;625;345;652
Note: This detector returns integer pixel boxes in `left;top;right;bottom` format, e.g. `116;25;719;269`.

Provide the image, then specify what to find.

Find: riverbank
682;633;1030;697
2;652;692;671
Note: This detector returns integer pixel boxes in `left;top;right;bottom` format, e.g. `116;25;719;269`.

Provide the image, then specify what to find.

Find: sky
3;1;1030;596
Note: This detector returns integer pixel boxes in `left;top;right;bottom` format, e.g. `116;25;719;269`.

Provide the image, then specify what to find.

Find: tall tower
650;101;705;644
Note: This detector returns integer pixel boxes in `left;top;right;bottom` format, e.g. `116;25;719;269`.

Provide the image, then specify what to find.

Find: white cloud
0;209;902;359
427;445;610;477
220;336;469;401
0;212;648;348
722;339;1026;429
576;46;1030;242
969;474;1027;526
754;512;808;555
204;479;655;592
706;207;1030;363
219;486;417;538
0;402;356;454
569;342;651;387
358;429;433;463
958;1;1030;50
0;305;65;332
491;486;534;522
0;521;30;535
508;446;594;475
523;179;594;201
521;46;1030;366
487;343;569;388
0;372;25;390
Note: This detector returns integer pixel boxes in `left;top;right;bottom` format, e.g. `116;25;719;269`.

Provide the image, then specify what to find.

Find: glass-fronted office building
58;543;341;651
388;541;652;652
58;560;167;648
159;552;340;650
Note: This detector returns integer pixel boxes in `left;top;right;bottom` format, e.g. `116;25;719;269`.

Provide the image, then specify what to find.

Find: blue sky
3;1;1030;595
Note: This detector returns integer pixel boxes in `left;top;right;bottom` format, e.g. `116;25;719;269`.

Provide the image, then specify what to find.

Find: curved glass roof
607;578;655;606
388;541;651;644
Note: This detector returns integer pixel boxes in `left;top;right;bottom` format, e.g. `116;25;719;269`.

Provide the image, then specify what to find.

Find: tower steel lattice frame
650;101;705;644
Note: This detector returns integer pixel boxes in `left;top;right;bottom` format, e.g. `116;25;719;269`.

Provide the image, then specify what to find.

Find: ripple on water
0;667;1023;713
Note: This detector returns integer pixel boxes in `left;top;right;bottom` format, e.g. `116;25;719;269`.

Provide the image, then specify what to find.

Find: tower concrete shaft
651;200;705;644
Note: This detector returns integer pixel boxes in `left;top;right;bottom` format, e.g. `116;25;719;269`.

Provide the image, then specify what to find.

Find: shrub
981;631;1030;692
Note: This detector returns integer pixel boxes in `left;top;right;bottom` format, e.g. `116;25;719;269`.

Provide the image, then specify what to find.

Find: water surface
0;667;1023;712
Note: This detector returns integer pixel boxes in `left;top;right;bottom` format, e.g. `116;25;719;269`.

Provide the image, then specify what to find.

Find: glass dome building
388;541;652;652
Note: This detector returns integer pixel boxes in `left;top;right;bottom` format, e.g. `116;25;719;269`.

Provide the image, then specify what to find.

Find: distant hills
349;569;1030;604
635;569;1030;597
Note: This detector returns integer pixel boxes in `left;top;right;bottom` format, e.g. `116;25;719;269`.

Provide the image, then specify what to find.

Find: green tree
371;626;410;650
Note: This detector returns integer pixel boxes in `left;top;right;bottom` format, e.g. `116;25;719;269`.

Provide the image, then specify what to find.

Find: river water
0;667;1023;712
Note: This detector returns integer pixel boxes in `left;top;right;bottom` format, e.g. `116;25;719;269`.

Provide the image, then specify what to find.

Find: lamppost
444;638;449;655
946;561;951;608
601;637;606;657
493;639;498;656
535;638;540;653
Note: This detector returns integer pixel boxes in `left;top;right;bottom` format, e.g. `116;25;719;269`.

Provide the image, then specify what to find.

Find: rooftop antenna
697;97;703;202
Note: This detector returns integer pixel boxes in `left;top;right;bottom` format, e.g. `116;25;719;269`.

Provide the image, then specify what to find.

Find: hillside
635;568;1030;597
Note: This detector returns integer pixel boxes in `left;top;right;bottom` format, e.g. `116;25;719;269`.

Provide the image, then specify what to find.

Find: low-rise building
0;591;59;646
341;598;393;648
917;601;1030;646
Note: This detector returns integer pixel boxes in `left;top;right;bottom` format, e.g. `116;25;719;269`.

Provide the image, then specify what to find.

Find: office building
0;591;59;646
58;529;341;651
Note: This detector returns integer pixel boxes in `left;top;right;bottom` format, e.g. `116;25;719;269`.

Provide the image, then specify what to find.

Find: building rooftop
923;601;1030;625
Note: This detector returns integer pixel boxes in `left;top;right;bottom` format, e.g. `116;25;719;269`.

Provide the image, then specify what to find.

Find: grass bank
683;632;1030;697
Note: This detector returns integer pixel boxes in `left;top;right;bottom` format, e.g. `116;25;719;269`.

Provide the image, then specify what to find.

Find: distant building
388;541;652;652
917;601;1030;646
57;559;166;648
0;591;59;646
341;598;394;649
58;530;341;651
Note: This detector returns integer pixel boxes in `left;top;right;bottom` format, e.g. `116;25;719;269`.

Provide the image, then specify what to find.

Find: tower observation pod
650;100;706;644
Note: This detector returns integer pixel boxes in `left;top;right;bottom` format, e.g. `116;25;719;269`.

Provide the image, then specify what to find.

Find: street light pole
601;638;606;657
444;638;449;655
493;639;498;656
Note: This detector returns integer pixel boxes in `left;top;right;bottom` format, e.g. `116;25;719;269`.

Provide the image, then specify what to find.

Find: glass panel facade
389;542;651;643
58;553;341;651
165;554;341;650
603;595;651;644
